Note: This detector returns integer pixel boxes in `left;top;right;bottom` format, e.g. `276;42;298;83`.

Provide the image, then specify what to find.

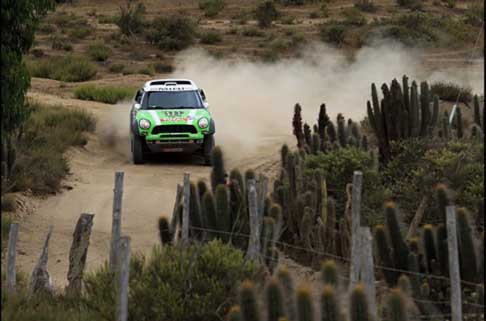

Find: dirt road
16;90;289;287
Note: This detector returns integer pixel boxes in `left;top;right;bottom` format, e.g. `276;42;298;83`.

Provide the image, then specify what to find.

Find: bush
242;27;265;37
11;103;96;194
354;0;377;12
1;194;17;212
146;15;196;51
86;43;111;62
51;35;72;51
68;27;91;40
199;0;225;18
83;240;259;321
138;65;155;76
465;1;484;26
29;55;97;82
108;63;126;73
255;0;279;28
152;62;173;73
74;85;136;104
320;23;347;46
117;0;146;35
200;30;223;44
342;7;367;26
1;215;12;243
396;0;422;10
30;48;44;58
430;81;473;103
97;14;119;24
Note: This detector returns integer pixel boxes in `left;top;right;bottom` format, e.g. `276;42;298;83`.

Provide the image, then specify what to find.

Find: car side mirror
134;103;141;109
199;89;206;101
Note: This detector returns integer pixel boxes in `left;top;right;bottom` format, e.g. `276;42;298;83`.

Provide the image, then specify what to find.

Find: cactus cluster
1;136;17;193
374;186;484;318
292;103;368;154
271;146;351;265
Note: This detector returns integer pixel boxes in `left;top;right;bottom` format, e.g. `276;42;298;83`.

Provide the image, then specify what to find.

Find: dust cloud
100;41;483;161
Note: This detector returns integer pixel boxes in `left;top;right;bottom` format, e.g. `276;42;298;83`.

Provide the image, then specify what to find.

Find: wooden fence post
446;206;462;321
117;236;131;321
246;179;262;262
359;226;377;320
110;171;124;272
66;213;94;295
171;184;183;244
349;171;363;288
181;173;190;247
6;223;19;293
30;225;53;293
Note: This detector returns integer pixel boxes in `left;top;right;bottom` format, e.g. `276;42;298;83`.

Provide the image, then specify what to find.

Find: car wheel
202;134;214;166
132;136;145;165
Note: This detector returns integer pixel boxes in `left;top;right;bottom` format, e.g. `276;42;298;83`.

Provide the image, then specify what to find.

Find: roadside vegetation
74;85;136;104
28;55;97;82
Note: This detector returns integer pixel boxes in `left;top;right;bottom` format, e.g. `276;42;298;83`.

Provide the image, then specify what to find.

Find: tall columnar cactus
349;283;372;321
375;225;397;286
435;184;449;222
296;285;314;321
189;182;203;236
320;285;343;321
336;114;347;147
419;81;430;137
311;133;320;155
211;147;226;191
158;217;172;244
385;288;408;321
407;252;421;297
455;106;463;139
293;103;304;148
202;192;218;239
431;95;439;129
473;95;481;128
321;260;338;287
239;280;261;321
215;184;231;238
281;144;290;169
277;266;296;321
304;123;312;148
422;225;436;274
361;135;368;151
385;202;410;272
197;179;209;201
436;224;448;277
267;277;285;321
456;208;478;283
326;121;337;144
397;275;412;297
318;103;330;144
479;231;484;282
228;306;242;321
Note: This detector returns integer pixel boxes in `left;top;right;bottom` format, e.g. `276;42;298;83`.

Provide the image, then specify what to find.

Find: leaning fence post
110;171;124;272
30;225;53;293
171;184;183;244
446;206;462;321
246;179;262;262
117;236;131;321
349;171;363;288
66;213;94;295
359;226;377;320
6;223;19;293
181;173;190;247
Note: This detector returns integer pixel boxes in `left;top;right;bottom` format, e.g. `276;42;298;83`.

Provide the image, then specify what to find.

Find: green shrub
465;1;484;26
396;0;422;10
68;27;91;40
255;1;279;28
37;23;56;34
97;14;119;24
342;7;367;26
87;43;111;62
146;15;196;51
117;0;146;35
152;62;173;73
430;81;473;103
74;85;136;104
199;0;225;18
138;65;155;76
200;30;223;44
242;27;265;37
354;0;377;12
11;103;96;195
1;215;12;243
48;12;88;29
1;194;17;212
320;23;347;46
108;63;126;73
50;35;72;51
83;240;259;321
29;55;97;82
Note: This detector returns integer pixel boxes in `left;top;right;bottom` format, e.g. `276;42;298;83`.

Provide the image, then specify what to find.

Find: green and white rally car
130;79;215;165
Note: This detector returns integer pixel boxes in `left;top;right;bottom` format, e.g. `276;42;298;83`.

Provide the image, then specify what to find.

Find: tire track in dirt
17;92;290;286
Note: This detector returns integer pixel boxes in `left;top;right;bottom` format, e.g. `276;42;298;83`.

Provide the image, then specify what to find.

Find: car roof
143;79;199;92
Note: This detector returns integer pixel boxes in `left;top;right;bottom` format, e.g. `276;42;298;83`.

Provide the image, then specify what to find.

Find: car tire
202;134;214;166
132;136;145;165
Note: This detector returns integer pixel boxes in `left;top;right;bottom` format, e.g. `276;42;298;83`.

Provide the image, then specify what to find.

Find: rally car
130;79;215;165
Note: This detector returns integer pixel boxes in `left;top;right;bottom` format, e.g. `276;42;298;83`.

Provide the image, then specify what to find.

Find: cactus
397;275;412;297
326;122;337;144
473;95;481;128
320;285;342;321
281;144;290;169
277;266;297;321
407;252;421;297
419;81;430;137
321;260;338;287
441;111;450;139
385;288;408;321
267;277;285;321
311;133;320;155
336;114;347;147
158;217;172;244
349;283;372;321
436;224;448;277
431;95;439;130
304;123;312;148
318;103;330;143
228;306;242;321
422;225;436;274
435;184;449;222
239;280;261;321
479;231;484;282
262;216;276;266
456;208;478;283
300;207;313;249
189;182;203;237
375;225;397;286
245;169;256;183
385;202;410;272
293;103;304;148
361;135;368;151
455;106;463;138
197;179;209;201
202;192;218;239
296;285;314;321
215;184;231;239
420;281;430;298
211;147;226;191
325;198;336;254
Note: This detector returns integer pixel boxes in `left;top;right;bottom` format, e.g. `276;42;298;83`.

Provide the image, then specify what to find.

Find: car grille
151;125;197;135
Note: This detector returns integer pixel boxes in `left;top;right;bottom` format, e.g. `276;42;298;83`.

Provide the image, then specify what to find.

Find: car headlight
198;117;209;129
139;119;151;129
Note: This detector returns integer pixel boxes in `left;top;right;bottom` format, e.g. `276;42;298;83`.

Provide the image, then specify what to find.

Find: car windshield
142;90;204;109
